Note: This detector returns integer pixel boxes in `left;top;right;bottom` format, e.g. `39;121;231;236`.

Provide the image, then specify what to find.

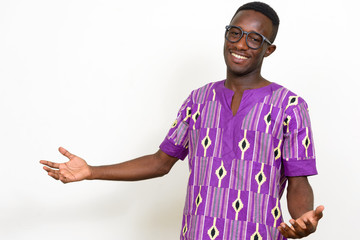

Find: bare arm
40;147;179;183
278;176;324;238
287;176;314;219
89;150;179;181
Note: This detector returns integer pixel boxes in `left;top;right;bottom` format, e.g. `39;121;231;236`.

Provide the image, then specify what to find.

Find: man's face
224;10;275;77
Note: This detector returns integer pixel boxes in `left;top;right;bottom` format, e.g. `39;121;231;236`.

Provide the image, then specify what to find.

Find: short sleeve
282;97;318;177
159;93;193;160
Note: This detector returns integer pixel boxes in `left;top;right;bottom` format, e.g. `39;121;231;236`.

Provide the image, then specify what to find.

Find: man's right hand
40;147;92;183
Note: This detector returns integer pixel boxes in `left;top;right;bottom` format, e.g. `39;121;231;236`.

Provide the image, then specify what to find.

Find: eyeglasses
225;25;272;50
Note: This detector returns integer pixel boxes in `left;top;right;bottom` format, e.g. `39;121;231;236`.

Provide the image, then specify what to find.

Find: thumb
58;147;76;161
314;205;324;220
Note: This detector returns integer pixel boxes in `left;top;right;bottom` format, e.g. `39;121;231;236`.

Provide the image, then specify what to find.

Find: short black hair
231;1;280;42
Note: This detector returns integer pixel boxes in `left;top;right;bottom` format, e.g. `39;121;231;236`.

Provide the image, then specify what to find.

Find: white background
0;0;358;239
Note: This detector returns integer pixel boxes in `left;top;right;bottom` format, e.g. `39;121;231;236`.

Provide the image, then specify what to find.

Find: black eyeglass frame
225;25;272;50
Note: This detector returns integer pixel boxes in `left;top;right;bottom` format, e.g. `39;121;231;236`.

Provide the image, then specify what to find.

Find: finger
47;169;70;183
59;175;68;184
58;147;76;160
59;168;76;182
314;205;324;220
290;219;304;231
277;223;288;237
59;172;72;184
277;224;287;237
47;171;60;180
43;166;59;174
290;219;307;237
277;225;287;237
278;223;297;238
304;218;316;233
40;160;60;169
291;218;307;229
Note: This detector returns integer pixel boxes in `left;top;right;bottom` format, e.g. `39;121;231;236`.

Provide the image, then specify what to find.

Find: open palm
40;147;92;183
278;205;324;238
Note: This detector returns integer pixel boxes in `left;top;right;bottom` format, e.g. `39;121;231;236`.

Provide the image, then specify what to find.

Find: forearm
88;150;178;181
286;176;314;219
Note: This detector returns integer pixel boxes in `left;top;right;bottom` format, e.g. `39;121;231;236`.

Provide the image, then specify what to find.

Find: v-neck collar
215;79;281;119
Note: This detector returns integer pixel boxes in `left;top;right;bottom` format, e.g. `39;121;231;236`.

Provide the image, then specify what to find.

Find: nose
235;34;248;50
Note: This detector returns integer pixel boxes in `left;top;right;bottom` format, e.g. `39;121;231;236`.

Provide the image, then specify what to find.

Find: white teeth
231;53;248;59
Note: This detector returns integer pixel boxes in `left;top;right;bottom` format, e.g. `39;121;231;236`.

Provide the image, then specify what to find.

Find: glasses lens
226;26;242;43
247;32;264;49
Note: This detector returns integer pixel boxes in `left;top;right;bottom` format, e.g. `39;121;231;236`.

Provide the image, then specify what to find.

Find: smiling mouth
231;53;249;60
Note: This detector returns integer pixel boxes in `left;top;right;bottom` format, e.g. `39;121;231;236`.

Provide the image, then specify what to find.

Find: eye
249;37;261;43
248;32;263;43
230;31;240;36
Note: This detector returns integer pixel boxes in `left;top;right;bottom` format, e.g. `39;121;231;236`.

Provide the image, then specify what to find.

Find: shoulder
177;80;223;111
268;83;310;112
189;80;224;104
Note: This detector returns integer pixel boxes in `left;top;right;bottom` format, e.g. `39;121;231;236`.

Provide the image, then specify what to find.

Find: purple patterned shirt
160;80;317;240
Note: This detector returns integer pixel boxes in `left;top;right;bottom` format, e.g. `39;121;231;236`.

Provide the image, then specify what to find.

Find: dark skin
40;9;323;239
223;10;276;115
40;147;178;182
224;10;324;238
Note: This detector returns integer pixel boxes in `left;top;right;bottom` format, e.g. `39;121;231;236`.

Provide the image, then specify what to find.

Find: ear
264;44;276;57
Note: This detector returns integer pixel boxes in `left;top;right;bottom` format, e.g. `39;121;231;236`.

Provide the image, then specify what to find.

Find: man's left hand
278;205;324;239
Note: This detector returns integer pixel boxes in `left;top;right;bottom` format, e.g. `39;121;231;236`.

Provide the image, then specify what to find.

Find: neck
225;70;270;94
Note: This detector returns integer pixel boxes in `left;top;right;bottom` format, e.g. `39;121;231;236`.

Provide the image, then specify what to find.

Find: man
40;2;323;239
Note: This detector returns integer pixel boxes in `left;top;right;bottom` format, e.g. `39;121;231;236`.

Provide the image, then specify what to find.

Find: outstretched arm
278;176;324;238
40;147;179;183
